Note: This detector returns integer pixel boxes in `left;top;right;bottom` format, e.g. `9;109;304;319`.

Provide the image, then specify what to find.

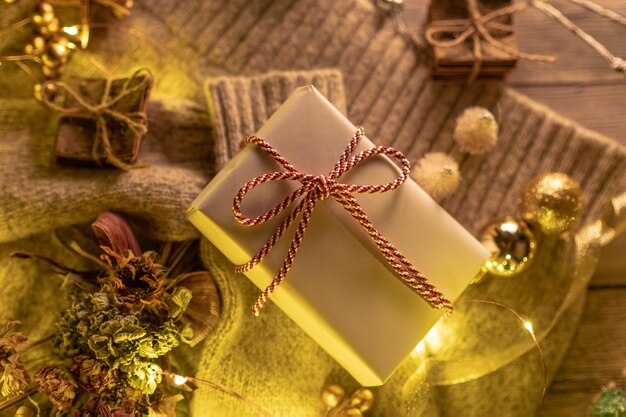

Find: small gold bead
33;36;46;49
321;383;346;409
36;2;54;15
42;10;55;24
348;388;374;412
33;83;43;101
48;41;70;61
45;18;60;33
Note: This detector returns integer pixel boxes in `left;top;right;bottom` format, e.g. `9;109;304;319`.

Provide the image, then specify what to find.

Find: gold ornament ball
520;173;583;235
321;383;346;409
348;388;374;412
480;216;536;277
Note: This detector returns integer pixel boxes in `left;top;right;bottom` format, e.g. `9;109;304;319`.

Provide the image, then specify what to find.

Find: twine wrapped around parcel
232;127;452;317
425;0;555;82
40;68;153;170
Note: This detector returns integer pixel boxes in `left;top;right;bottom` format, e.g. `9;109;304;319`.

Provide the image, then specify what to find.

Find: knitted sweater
1;0;625;416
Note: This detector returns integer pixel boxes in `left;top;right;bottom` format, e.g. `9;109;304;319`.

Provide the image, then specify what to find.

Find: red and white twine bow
233;127;453;317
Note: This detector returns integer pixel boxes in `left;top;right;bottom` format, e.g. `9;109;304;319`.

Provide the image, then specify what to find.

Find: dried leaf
91;212;142;255
176;271;221;347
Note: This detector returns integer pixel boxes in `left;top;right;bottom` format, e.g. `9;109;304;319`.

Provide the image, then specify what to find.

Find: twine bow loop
41;68;153;169
233;127;453;317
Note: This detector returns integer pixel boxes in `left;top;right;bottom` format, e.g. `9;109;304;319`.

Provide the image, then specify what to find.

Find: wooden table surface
403;1;626;415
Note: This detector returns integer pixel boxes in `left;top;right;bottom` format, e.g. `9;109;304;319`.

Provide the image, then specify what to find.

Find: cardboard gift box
426;0;518;81
187;86;489;386
53;71;152;167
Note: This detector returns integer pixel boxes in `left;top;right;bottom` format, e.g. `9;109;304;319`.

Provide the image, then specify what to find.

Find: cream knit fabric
1;0;625;416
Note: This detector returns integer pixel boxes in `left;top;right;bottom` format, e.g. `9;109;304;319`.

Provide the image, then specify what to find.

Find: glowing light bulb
523;321;534;335
63;26;79;36
173;375;188;385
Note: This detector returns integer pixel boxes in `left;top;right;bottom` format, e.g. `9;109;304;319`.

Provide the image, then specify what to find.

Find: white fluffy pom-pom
412;152;460;200
454;106;498;155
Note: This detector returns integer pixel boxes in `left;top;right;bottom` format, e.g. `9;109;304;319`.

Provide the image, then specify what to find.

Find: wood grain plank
542;288;626;416
549;288;626;392
512;83;626;143
591;232;626;286
402;0;626;84
543;391;596;417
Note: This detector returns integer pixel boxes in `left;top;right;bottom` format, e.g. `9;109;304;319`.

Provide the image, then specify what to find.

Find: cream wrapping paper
187;86;489;386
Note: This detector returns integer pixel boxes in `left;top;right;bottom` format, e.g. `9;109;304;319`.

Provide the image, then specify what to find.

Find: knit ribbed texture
0;0;625;416
205;69;346;170
195;70;625;417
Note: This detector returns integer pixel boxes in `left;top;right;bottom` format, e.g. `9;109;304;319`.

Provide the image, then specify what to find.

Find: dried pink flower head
454;106;498;155
34;365;78;412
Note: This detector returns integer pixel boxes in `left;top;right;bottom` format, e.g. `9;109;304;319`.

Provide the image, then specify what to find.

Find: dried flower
454;106;498;155
413;152;461;200
0;320;29;397
34;365;78;412
101;247;167;310
126;362;162;395
1;354;30;397
71;355;119;395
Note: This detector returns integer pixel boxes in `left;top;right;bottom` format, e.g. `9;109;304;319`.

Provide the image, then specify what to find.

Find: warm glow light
173;375;189;385
424;326;444;352
524;321;534;335
63;26;79;36
411;340;426;357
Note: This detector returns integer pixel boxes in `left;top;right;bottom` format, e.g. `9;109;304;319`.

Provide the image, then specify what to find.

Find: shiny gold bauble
321;383;346;409
519;173;584;235
348;388;374;412
480;216;536;277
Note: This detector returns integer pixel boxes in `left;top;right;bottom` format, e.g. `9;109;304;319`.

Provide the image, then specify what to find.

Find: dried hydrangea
34;365;78;412
8;212;206;416
56;288;192;395
0;320;30;397
413;152;461;200
454;106;498;155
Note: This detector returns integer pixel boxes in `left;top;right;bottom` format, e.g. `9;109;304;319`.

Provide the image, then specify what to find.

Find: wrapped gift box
187;86;489;386
427;0;518;81
54;72;152;166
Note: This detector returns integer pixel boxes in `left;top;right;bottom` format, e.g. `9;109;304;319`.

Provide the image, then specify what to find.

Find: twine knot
41;68;153;169
233;127;453;317
313;175;336;200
